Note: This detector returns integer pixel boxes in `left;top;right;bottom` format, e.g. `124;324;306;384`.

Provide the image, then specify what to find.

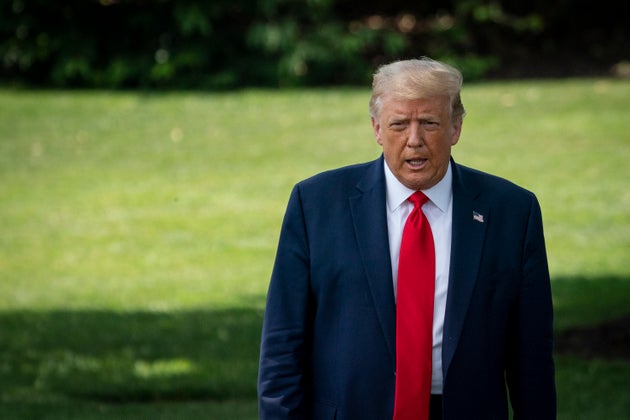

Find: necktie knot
408;191;429;208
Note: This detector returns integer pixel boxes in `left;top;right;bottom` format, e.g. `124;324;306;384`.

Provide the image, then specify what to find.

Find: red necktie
393;191;435;420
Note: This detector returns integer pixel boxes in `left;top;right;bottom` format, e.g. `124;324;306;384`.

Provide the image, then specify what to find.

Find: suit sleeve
258;185;311;419
506;194;557;419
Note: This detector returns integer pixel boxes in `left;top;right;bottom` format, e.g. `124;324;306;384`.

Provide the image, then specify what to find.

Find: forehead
380;95;451;116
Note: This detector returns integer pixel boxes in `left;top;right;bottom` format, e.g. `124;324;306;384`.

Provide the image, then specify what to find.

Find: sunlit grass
2;82;628;312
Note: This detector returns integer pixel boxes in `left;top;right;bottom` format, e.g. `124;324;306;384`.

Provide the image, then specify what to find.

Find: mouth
406;158;428;169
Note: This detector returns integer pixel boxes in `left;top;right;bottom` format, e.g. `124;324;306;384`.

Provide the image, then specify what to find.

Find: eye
389;121;407;130
422;120;439;130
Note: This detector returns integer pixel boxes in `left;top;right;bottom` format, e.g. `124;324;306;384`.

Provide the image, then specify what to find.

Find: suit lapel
442;161;488;377
349;157;396;361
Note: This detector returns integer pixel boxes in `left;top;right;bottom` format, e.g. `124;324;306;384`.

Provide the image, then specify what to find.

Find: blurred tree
0;0;626;88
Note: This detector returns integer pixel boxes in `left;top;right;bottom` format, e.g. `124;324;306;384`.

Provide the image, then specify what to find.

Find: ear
450;118;463;146
371;117;383;145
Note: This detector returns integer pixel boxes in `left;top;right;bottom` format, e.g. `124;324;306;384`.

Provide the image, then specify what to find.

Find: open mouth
406;159;427;168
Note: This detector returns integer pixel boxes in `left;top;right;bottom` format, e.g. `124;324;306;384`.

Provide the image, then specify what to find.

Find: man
258;57;556;419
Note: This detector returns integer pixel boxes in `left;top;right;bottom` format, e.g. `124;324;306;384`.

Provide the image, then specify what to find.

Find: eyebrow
389;114;440;121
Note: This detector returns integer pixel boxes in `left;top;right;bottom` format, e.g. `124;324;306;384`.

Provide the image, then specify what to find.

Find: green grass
1;79;629;418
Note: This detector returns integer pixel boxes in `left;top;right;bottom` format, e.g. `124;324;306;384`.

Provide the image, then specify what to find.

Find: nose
406;121;423;147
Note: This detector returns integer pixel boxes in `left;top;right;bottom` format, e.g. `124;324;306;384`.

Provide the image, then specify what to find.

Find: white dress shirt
383;161;453;394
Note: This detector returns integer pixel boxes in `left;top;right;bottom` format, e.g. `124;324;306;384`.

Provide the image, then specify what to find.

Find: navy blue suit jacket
258;156;556;419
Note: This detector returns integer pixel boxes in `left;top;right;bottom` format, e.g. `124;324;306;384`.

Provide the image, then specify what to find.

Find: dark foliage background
1;0;627;89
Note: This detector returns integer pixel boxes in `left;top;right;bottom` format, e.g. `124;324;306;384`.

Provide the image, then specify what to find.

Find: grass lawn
1;79;629;419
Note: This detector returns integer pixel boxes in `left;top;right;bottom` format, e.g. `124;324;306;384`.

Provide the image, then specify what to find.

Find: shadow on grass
552;274;630;332
1;274;628;408
0;307;264;403
552;274;630;361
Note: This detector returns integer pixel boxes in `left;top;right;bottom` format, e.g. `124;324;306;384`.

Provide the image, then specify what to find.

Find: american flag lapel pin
473;211;484;223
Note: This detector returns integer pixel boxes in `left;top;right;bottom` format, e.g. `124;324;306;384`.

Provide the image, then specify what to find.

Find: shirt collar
384;160;453;213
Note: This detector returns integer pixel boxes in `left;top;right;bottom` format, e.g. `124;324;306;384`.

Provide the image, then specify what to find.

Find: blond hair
369;57;466;121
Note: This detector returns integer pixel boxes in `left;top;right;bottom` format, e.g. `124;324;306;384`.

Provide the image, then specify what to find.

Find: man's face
372;95;462;191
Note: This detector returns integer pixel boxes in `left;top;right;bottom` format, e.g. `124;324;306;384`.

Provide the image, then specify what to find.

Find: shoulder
301;160;376;184
454;162;536;199
296;158;380;195
453;161;541;217
281;158;382;222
